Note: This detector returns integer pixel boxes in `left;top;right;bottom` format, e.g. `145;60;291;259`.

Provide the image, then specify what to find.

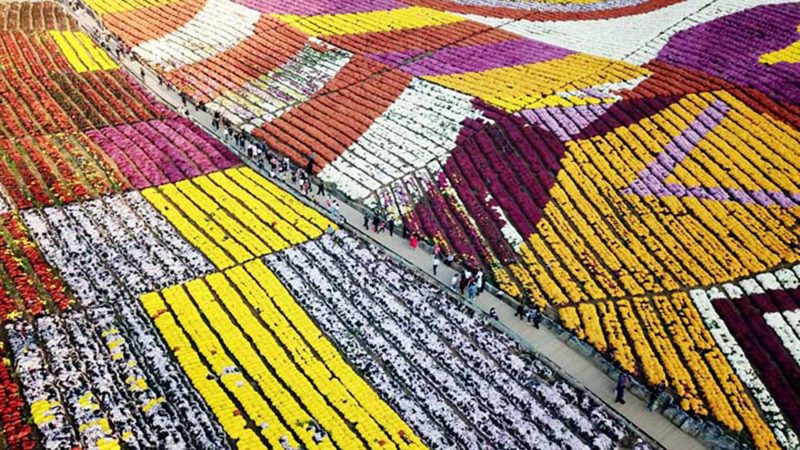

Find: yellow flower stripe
236;166;331;233
143;168;333;270
141;260;425;449
577;303;607;353
142;187;235;269
83;0;177;15
243;260;423;449
423;54;649;112
759;25;800;65
175;179;272;256
272;7;464;37
140;291;263;448
49;31;118;73
596;302;635;372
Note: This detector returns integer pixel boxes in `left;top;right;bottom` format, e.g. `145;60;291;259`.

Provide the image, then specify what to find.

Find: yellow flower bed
143;168;332;269
273;7;464;37
49;31;118;72
83;0;176;15
141;260;425;449
424;54;649;112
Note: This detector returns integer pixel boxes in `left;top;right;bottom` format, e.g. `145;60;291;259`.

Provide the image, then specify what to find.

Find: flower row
85;118;239;190
141;258;423;449
265;231;656;450
21;191;229;448
142;167;331;270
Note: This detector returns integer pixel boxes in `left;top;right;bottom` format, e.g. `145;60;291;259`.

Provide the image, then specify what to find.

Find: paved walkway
70;7;708;449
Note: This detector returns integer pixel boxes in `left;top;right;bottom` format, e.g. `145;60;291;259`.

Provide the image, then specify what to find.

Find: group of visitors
449;265;483;301
514;303;544;328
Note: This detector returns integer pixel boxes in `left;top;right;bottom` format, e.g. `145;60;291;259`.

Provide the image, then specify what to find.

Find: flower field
0;1;670;449
75;0;800;446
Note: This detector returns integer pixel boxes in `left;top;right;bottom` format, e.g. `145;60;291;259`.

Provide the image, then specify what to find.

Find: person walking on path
432;254;440;275
476;270;484;294
387;218;395;236
409;234;418;249
467;281;477;301
372;215;380;233
615;372;629;404
363;212;370;230
533;308;543;329
450;272;460;290
514;303;525;319
306;153;316;175
648;381;666;411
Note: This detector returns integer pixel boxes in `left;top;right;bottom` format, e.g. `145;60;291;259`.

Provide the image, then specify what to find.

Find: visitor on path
467;282;477;301
432;254;440;275
615;372;628;404
140;68;145;80
325;224;334;235
317;180;325;196
476;270;484;294
387;218;395;236
532;308;543;329
459;271;470;295
372;215;380;232
488;307;498;321
306;153;316;175
515;304;525;319
451;272;460;290
363;212;370;229
648;381;665;411
409;234;418;249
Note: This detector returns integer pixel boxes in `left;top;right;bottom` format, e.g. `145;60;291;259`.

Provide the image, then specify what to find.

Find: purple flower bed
656;3;800;107
86;118;240;189
713;294;800;433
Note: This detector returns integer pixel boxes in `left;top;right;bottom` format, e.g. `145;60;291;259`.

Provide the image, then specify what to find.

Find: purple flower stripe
520;104;611;142
85;129;167;188
373;39;573;77
620;100;798;208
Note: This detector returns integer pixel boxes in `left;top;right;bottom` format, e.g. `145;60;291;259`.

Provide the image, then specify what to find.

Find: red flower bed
0;339;37;450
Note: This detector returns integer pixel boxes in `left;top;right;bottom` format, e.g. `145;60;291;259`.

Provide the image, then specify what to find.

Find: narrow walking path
69;7;710;449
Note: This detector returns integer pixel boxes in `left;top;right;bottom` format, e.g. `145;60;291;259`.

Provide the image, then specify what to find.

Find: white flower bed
319;79;482;201
7;322;76;450
208;43;351;126
459;0;789;65
20;193;226;449
134;0;261;70
264;232;652;450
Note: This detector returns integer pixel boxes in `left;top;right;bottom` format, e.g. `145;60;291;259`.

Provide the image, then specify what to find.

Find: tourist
363;212;370;229
139;67;145;80
476;270;484;294
325;224;334;235
432;254;440;275
450;272;460;290
615;372;628;404
514;303;525;319
409;233;418;249
387;217;394;236
371;215;380;232
459;271;470;295
532;308;543;329
467;281;477;301
648;381;665;411
306;153;316;175
488;307;498;320
317;180;325;196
